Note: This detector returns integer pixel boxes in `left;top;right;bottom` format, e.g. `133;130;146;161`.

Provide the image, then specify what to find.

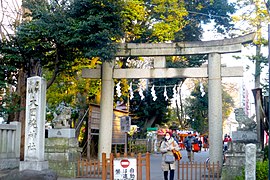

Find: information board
114;158;137;180
120;116;131;132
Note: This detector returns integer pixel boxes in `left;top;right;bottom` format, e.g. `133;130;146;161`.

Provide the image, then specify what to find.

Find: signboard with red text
114;158;137;180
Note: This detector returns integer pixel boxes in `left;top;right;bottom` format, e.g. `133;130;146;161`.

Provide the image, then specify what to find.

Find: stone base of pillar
19;161;48;171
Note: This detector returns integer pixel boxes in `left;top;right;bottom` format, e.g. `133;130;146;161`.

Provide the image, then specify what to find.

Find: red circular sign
120;159;130;168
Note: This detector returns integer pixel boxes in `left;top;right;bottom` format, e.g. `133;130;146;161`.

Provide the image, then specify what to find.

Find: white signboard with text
114;158;137;180
120;116;131;132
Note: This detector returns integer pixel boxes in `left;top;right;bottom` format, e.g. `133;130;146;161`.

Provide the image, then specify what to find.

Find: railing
177;161;221;180
77;152;150;180
0;122;21;169
77;157;103;178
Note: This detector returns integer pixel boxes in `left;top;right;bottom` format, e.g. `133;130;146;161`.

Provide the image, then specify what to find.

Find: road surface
144;150;209;180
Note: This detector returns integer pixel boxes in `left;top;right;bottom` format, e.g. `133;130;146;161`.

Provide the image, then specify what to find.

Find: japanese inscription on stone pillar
24;76;46;161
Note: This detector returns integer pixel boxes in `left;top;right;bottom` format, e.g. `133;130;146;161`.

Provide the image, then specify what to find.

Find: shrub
263;145;268;161
256;160;268;180
234;167;244;180
233;160;269;180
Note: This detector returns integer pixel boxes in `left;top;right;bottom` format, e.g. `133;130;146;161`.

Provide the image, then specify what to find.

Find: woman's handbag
172;149;182;160
164;154;175;164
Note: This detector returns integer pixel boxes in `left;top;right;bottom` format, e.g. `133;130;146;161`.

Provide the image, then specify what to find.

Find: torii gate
82;33;255;165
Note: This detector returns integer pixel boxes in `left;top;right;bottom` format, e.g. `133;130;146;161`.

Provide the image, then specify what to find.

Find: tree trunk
75;92;89;138
142;116;157;132
176;81;186;129
254;21;263;149
75;108;87;138
17;69;27;160
254;44;261;88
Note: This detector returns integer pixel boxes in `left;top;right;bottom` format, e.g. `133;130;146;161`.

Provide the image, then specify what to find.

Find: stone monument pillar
20;76;48;171
245;144;256;179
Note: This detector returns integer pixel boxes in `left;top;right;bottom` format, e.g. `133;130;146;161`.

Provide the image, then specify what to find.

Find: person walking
227;135;232;142
160;131;180;180
172;129;180;144
198;136;202;152
184;132;196;162
203;135;209;151
223;135;229;151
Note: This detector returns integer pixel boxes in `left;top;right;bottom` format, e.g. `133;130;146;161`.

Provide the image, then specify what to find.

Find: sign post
268;23;270;180
121;116;131;154
114;158;137;180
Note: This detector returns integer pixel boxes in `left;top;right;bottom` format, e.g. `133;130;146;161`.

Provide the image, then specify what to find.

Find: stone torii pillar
98;62;114;160
208;53;223;164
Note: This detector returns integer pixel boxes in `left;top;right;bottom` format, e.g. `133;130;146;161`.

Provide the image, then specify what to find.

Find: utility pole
268;24;270;180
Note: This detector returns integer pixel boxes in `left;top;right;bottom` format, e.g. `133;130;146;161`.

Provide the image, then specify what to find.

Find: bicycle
205;149;226;170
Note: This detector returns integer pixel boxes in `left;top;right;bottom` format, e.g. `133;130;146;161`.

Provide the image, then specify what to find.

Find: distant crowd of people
172;131;209;153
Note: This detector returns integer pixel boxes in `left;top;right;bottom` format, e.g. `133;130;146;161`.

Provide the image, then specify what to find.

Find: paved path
144;150;209;180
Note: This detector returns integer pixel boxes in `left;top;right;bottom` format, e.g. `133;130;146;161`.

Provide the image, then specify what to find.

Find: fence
177;161;221;180
77;157;102;178
0;122;21;169
77;152;150;179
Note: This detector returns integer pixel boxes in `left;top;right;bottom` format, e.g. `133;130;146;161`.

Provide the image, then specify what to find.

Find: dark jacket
184;136;196;151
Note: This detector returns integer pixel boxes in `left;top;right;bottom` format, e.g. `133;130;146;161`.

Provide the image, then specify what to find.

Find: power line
161;5;232;20
187;10;231;20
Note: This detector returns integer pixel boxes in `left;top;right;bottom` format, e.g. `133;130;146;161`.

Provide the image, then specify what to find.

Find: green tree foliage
45;65;101;137
176;0;235;41
120;0;148;42
185;80;234;134
0;35;26;122
45;58;101;112
185;81;209;133
18;0;124;77
121;0;236;43
0;0;124;122
235;160;269;180
144;0;188;42
128;79;177;127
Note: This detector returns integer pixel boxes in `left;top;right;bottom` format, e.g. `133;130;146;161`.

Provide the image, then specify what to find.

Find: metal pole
125;132;127;154
268;24;270;180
